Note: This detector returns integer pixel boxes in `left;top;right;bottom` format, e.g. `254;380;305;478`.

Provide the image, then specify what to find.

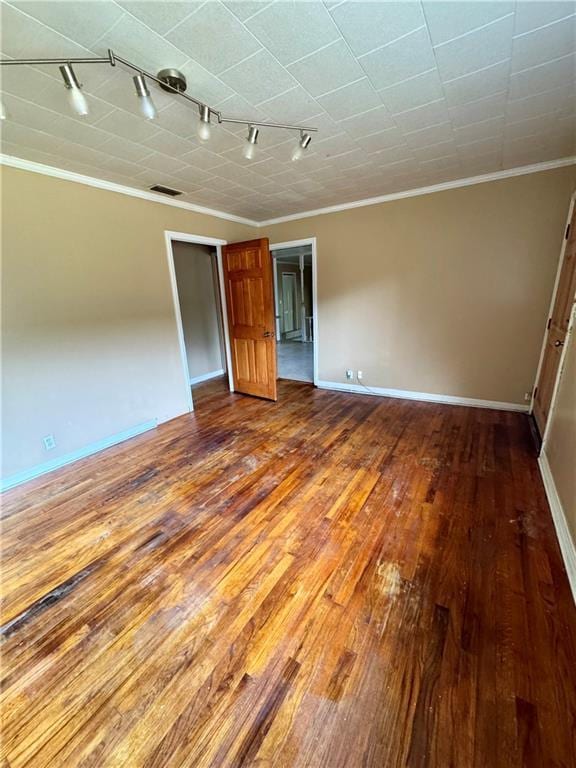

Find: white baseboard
538;451;576;605
316;380;529;412
189;369;225;385
0;419;157;492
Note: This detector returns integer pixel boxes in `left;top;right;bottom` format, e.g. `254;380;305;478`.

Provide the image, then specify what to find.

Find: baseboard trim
1;419;158;492
538;451;576;605
190;369;225;385
316;380;529;412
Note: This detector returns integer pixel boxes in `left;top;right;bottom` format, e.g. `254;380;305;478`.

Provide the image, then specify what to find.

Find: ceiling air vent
149;184;183;197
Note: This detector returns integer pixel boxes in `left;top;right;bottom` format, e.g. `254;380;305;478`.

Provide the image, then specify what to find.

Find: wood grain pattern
222;238;277;401
2;378;576;767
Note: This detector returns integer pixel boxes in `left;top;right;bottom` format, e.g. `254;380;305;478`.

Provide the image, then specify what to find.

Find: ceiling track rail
0;49;318;135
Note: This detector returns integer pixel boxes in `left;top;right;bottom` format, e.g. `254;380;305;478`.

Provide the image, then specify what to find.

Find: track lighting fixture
242;125;259;160
59;63;89;116
292;131;312;162
197;105;211;142
1;50;318;153
133;74;157;120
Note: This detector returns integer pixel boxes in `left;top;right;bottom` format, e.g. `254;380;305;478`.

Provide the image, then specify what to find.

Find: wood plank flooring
2;378;576;767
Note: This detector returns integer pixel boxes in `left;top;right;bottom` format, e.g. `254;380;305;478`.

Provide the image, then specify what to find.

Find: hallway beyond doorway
277;340;313;382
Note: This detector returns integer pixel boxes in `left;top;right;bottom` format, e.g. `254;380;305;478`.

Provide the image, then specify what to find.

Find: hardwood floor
2;378;576;767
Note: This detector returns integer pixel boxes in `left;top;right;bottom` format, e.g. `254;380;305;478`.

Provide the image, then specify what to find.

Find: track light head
291;131;312;162
242;125;259;160
197;104;211;141
133;74;157;120
59;63;88;116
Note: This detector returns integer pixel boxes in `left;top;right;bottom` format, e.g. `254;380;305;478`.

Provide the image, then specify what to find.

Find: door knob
554;340;564;347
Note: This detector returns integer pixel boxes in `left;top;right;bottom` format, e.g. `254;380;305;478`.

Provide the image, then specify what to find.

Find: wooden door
533;203;576;436
222;238;277;401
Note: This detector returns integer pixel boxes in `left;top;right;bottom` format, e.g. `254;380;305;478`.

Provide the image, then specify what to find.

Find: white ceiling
1;0;575;221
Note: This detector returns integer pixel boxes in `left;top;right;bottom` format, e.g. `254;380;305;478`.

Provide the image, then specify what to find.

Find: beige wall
262;166;576;404
173;242;225;382
545;319;576;544
1;165;254;480
2;163;575;483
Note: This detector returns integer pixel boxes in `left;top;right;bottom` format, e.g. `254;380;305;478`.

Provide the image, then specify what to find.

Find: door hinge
547;317;552;330
566;223;571;240
533;386;538;400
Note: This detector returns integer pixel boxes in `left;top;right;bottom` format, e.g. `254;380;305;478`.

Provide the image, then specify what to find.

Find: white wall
173;242;226;382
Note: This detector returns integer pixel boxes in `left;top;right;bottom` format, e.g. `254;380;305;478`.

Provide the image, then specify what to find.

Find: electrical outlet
357;370;363;381
524;391;532;401
43;434;56;451
346;369;353;380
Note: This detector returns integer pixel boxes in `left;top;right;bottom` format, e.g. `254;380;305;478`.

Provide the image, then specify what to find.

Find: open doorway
271;240;317;384
166;232;233;411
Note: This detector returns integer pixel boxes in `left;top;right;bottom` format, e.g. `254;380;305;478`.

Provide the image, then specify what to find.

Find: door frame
530;191;576;446
270;238;318;386
164;231;234;413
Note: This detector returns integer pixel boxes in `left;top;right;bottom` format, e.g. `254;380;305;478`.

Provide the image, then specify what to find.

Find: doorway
271;239;317;384
166;232;233;412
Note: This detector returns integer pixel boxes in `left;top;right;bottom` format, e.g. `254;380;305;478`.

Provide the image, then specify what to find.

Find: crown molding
257;156;576;226
0;154;260;228
2;153;575;229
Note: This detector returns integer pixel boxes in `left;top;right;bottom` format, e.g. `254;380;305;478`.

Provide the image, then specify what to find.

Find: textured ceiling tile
511;15;576;72
176;59;235;105
506;84;575;123
245;0;340;65
0;3;92;59
219;49;297;105
434;15;515;82
93;108;161;142
115;1;201;36
514;1;576;36
449;92;507;127
393;99;452;133
224;1;274;23
287;39;364;97
166;1;262;74
423;1;514;46
359;26;436;90
46;114;110;149
329;1;425;57
456;135;503;158
338;105;397;138
378;68;444;113
356;127;407;153
508;53;575;99
93;11;190;71
442;60;511;106
411;139;459;161
0;93;61;133
7;0;124;48
317;77;381;120
1;121;66;154
405;121;455;148
257;86;322;124
139;151;186;175
454;116;505;145
140;129;196;158
99;134;155;163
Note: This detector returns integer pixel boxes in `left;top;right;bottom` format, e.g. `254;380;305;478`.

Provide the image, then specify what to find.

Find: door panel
533;204;576;436
222;239;277;401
